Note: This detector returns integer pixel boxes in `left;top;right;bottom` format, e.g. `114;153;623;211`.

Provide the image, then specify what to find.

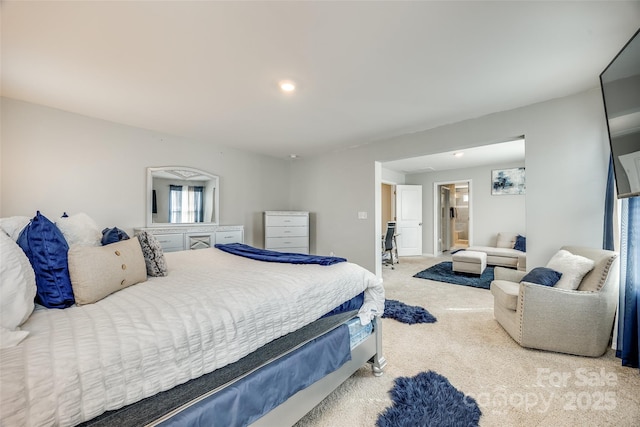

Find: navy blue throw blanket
215;243;347;266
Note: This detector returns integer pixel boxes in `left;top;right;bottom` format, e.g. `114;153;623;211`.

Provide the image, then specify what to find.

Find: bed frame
83;313;385;427
251;316;386;427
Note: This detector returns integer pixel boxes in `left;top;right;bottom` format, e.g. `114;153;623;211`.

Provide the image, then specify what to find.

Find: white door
395;185;423;256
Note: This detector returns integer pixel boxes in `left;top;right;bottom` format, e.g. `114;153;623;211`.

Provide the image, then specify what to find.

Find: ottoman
452;250;487;275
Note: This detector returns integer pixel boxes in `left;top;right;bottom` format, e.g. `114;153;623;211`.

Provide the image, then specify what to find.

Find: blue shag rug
377;371;482;427
413;261;494;290
383;299;436;324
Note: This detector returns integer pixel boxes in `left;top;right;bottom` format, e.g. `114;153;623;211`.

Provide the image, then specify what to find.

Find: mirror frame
146;166;220;227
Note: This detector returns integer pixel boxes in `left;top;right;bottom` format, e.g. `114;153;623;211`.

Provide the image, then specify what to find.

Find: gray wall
406;161;526;254
0;98;290;246
290;89;610;272
1;89;611;274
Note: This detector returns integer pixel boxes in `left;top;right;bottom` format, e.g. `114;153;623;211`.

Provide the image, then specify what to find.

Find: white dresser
134;225;244;253
264;211;309;254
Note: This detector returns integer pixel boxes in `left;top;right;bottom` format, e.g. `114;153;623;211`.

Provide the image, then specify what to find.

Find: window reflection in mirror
147;167;219;226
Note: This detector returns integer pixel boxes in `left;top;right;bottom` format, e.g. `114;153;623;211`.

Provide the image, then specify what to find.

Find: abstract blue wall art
491;167;525;195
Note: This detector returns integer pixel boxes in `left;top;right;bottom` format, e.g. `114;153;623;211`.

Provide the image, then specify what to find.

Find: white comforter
0;248;384;427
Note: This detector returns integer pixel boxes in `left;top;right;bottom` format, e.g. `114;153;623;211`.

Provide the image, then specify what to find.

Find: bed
0;238;386;427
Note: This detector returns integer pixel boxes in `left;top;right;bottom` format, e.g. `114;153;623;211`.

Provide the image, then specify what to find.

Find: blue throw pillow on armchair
17;211;75;308
521;267;562;287
514;234;526;252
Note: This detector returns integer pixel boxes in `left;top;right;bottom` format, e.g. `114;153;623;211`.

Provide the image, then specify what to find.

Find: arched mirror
147;166;219;227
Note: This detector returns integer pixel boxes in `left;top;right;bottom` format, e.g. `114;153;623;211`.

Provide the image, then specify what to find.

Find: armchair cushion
491;280;519;311
546;249;595;290
494;266;526;282
521;267;562;287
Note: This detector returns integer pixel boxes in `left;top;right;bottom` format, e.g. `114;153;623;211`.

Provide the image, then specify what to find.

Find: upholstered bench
452;250;487;275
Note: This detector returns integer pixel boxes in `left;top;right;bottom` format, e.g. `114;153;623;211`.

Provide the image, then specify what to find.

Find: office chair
382;221;398;269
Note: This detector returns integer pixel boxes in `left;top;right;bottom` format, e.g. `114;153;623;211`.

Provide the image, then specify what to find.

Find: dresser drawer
265;215;308;227
269;247;309;255
265;226;308;238
155;233;184;252
215;230;244;244
185;234;213;250
266;236;308;249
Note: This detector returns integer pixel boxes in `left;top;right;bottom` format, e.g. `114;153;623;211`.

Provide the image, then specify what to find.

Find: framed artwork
491;167;525;195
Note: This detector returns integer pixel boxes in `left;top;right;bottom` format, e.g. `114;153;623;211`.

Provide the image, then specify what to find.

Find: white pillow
546;249;595;290
0;232;36;334
0;216;31;241
56;212;102;247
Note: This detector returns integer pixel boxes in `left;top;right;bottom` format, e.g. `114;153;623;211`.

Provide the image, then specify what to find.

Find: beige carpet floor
295;255;640;427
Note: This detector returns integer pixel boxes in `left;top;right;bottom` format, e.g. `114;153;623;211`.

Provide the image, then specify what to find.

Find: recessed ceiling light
279;80;296;93
453;152;464;157
289;154;298;159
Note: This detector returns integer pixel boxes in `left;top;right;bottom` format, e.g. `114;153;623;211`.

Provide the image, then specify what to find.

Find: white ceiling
383;137;525;174
2;1;639;160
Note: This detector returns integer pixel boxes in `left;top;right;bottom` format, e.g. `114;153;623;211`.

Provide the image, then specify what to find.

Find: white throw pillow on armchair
546;249;595;290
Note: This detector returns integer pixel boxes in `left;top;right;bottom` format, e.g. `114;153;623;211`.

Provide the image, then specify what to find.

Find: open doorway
381;183;395;235
381;183;424;256
435;180;471;254
380;182;397;267
379;137;524;263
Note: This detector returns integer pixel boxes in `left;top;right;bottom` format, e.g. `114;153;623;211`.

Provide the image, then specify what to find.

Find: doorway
434;180;471;254
380;182;423;257
381;183;394;235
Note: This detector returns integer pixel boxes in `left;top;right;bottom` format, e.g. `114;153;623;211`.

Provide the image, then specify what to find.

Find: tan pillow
68;238;147;305
496;232;517;249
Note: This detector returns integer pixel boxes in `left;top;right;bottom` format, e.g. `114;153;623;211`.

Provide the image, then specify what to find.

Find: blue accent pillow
514;234;526;252
101;227;130;245
521;267;562;287
16;211;75;308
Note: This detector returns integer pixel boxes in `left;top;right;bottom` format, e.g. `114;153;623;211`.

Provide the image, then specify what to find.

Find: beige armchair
490;246;619;357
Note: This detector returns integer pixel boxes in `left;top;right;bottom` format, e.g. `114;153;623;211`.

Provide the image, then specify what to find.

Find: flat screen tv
600;27;640;199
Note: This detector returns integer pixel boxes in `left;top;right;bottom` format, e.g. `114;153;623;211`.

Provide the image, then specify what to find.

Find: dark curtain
191;186;204;222
616;196;640;370
603;156;615;251
604;155;639;370
152;190;158;214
